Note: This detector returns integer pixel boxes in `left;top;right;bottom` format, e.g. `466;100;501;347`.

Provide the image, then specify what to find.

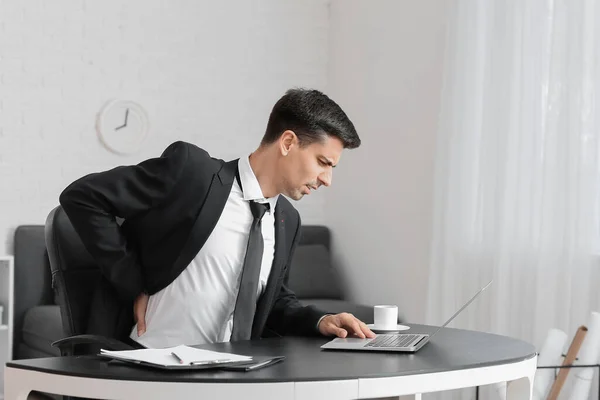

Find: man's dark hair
261;88;361;149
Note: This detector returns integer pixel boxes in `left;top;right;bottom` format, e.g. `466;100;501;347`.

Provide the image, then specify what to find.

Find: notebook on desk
99;345;283;371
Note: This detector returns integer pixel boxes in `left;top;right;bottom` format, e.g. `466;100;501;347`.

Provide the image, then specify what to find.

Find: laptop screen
428;279;493;340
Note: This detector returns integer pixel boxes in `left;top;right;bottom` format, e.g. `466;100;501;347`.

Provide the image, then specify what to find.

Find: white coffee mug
374;305;398;328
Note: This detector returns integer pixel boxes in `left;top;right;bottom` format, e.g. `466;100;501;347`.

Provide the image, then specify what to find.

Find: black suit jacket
59;141;325;341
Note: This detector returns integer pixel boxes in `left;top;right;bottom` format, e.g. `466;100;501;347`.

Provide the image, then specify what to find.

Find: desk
4;324;537;399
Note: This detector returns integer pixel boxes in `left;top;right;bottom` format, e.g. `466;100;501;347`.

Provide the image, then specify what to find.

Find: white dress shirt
130;155;279;348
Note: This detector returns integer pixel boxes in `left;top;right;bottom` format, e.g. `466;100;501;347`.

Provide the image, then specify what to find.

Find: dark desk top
7;324;536;383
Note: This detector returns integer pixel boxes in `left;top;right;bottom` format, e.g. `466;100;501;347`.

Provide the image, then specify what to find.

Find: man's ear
279;130;297;155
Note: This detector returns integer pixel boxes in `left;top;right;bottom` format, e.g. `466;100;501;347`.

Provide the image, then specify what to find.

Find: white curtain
427;0;600;398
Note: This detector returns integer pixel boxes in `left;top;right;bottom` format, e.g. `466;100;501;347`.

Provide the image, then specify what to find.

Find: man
60;88;375;349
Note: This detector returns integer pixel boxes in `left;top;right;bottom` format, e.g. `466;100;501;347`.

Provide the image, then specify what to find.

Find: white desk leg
3;370;31;400
506;375;534;400
493;381;507;399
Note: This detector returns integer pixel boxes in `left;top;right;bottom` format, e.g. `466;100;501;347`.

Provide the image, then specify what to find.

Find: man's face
277;131;344;201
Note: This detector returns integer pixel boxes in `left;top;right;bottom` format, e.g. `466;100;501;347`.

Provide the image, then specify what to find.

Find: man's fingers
340;315;375;339
134;293;149;336
349;320;366;339
324;318;348;338
360;320;376;338
333;327;348;338
319;314;376;340
137;321;146;336
136;307;147;335
338;314;366;339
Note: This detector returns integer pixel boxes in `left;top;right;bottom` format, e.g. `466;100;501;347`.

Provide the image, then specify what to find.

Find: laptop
321;280;493;353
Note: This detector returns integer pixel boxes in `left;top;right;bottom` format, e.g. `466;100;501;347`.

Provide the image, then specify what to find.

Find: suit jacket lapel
252;203;287;337
170;159;238;276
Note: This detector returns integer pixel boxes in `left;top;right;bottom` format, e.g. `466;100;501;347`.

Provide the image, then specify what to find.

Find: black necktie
231;200;270;341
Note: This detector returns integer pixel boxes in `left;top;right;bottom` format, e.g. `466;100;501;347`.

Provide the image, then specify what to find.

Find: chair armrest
52;334;134;356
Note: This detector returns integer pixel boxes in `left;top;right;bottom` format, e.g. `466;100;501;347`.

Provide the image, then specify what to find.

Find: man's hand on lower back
134;292;149;336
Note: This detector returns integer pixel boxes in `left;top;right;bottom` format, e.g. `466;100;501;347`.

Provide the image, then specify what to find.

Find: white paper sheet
100;345;252;367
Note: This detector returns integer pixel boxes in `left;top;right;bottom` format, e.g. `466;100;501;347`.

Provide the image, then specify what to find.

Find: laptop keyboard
365;334;421;348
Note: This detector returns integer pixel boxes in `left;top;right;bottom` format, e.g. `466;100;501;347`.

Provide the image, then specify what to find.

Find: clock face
96;100;149;155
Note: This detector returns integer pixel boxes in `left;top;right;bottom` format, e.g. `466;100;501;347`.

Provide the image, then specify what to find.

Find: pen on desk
190;358;235;366
171;351;185;364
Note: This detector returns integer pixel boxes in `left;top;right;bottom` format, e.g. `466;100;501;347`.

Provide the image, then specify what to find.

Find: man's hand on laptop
318;313;376;339
134;292;149;336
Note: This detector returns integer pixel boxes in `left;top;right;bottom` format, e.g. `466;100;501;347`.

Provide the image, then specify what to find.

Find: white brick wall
0;0;330;254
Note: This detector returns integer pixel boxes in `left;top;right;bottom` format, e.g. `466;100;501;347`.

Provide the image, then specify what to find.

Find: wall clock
96;99;149;155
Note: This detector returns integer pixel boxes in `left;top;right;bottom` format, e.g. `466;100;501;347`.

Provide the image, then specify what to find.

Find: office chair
45;205;134;356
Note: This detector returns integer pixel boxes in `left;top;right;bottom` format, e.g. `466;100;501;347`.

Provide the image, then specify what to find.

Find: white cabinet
0;256;14;400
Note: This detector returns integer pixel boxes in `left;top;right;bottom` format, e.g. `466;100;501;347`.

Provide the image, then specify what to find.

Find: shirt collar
237;155;279;212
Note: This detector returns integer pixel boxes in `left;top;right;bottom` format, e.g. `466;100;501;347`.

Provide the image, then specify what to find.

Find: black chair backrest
13;226;54;357
45;205;102;338
297;225;331;250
